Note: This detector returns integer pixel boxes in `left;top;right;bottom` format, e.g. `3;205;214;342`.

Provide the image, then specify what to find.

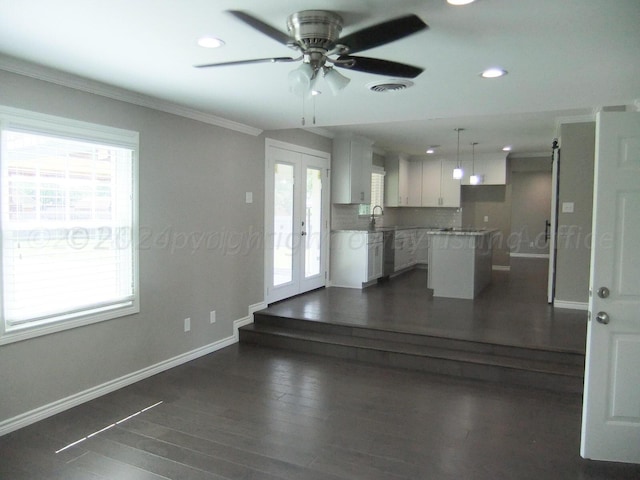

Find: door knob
597;286;610;299
595;311;610;325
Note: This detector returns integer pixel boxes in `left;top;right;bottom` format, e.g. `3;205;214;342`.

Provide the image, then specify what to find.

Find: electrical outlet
184;318;191;332
484;216;489;223
210;310;216;324
529;242;535;248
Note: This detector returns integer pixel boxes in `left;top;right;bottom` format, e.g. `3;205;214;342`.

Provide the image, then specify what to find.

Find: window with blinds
370;168;385;214
359;167;385;215
0;107;139;344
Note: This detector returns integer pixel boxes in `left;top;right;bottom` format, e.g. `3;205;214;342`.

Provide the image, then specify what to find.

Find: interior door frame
264;138;331;304
547;142;560;303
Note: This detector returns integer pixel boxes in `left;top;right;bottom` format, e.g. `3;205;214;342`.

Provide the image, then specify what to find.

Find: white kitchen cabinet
421;158;461;207
384;153;409;206
332;135;373;204
367;235;384;281
407;160;423;206
394;229;417;272
415;230;430;265
331;231;383;288
461;153;508;185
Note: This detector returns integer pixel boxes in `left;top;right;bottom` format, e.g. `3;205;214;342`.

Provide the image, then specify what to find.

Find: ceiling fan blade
195;57;296;68
339;14;427;54
336;55;423;78
228;10;291;46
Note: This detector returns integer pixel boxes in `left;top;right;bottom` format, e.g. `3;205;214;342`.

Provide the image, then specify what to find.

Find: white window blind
370;167;385;214
0;107;139;342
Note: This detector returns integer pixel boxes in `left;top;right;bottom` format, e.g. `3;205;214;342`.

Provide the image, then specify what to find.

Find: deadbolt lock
597;286;610;299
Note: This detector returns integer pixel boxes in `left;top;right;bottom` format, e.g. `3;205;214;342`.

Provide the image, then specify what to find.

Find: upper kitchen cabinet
384;153;423;207
461;153;508;185
332;134;373;204
384;152;408;207
421;158;461;207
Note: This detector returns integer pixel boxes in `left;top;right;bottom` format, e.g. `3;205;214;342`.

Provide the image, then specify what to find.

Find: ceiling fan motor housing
286;10;343;52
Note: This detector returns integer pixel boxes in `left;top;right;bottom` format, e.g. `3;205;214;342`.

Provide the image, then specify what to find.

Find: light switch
562;202;575;213
483;216;489;223
245;192;253;204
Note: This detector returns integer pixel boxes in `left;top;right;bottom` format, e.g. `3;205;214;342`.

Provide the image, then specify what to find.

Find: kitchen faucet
370;205;383;229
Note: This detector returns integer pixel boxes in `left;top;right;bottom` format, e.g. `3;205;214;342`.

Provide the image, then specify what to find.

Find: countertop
332;226;497;236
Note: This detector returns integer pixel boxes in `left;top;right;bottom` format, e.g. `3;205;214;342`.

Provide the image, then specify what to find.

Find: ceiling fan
195;10;427;95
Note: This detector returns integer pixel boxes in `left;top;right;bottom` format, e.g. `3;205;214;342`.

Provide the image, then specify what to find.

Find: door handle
545;220;551;241
595;311;610;325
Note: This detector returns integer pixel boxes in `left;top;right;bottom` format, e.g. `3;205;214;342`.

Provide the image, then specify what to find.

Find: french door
265;139;330;304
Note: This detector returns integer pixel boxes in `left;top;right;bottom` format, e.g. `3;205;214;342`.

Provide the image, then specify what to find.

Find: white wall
0;69;331;432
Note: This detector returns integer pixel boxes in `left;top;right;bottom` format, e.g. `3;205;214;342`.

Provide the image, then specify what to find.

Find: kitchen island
427;229;496;299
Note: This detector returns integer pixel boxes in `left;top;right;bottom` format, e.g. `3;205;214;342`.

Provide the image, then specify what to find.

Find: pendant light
453;128;464;180
470;142;481;185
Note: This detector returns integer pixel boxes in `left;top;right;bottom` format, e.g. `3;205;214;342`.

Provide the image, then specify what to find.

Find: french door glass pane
273;163;294;286
305;167;322;278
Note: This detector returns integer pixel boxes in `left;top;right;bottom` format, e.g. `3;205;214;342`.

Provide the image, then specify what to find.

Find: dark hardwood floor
2;343;639;479
2;259;638;479
261;257;587;353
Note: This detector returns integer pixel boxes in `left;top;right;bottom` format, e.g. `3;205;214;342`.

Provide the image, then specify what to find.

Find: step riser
253;313;585;367
240;329;583;394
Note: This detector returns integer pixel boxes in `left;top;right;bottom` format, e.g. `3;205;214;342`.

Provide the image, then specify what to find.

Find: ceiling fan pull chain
301;95;306;126
313;95;317;125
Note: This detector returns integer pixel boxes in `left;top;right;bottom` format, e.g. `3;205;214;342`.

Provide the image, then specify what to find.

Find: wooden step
239;313;584;394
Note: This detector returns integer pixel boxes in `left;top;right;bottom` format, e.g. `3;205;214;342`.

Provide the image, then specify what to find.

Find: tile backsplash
331;204;462;230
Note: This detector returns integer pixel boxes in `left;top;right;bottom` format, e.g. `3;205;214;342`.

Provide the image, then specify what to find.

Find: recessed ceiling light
502;146;512;152
447;0;476;5
197;36;225;48
481;68;508;78
426;145;439;154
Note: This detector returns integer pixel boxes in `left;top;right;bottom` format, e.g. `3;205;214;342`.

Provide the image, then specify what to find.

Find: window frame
0;106;139;345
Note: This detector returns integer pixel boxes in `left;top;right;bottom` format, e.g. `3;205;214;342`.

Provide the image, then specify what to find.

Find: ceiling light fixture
502;145;512;152
447;0;476;5
470;142;481;185
323;67;351;95
426;145;440;154
481;67;508;78
197;36;225;49
453;128;464;180
288;63;316;97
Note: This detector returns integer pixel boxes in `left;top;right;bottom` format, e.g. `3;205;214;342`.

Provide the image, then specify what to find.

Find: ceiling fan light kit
323;67;351;95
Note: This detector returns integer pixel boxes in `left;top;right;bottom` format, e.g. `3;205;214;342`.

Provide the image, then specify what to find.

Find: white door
581;112;640;463
265;140;330;304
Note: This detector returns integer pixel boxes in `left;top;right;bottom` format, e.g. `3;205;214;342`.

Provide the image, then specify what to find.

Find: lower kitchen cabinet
415;230;430;265
393;229;417;272
331;231;383;288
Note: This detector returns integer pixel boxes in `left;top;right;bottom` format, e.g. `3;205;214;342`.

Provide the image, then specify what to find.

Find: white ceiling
1;0;638;157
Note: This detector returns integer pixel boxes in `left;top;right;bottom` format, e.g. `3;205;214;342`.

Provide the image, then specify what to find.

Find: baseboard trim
553;300;589;311
492;265;511;271
0;301;265;437
510;253;550;259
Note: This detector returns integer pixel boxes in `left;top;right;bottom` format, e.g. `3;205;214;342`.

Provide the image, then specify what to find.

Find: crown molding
0;54;263;137
302;127;335;139
507;152;550;159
